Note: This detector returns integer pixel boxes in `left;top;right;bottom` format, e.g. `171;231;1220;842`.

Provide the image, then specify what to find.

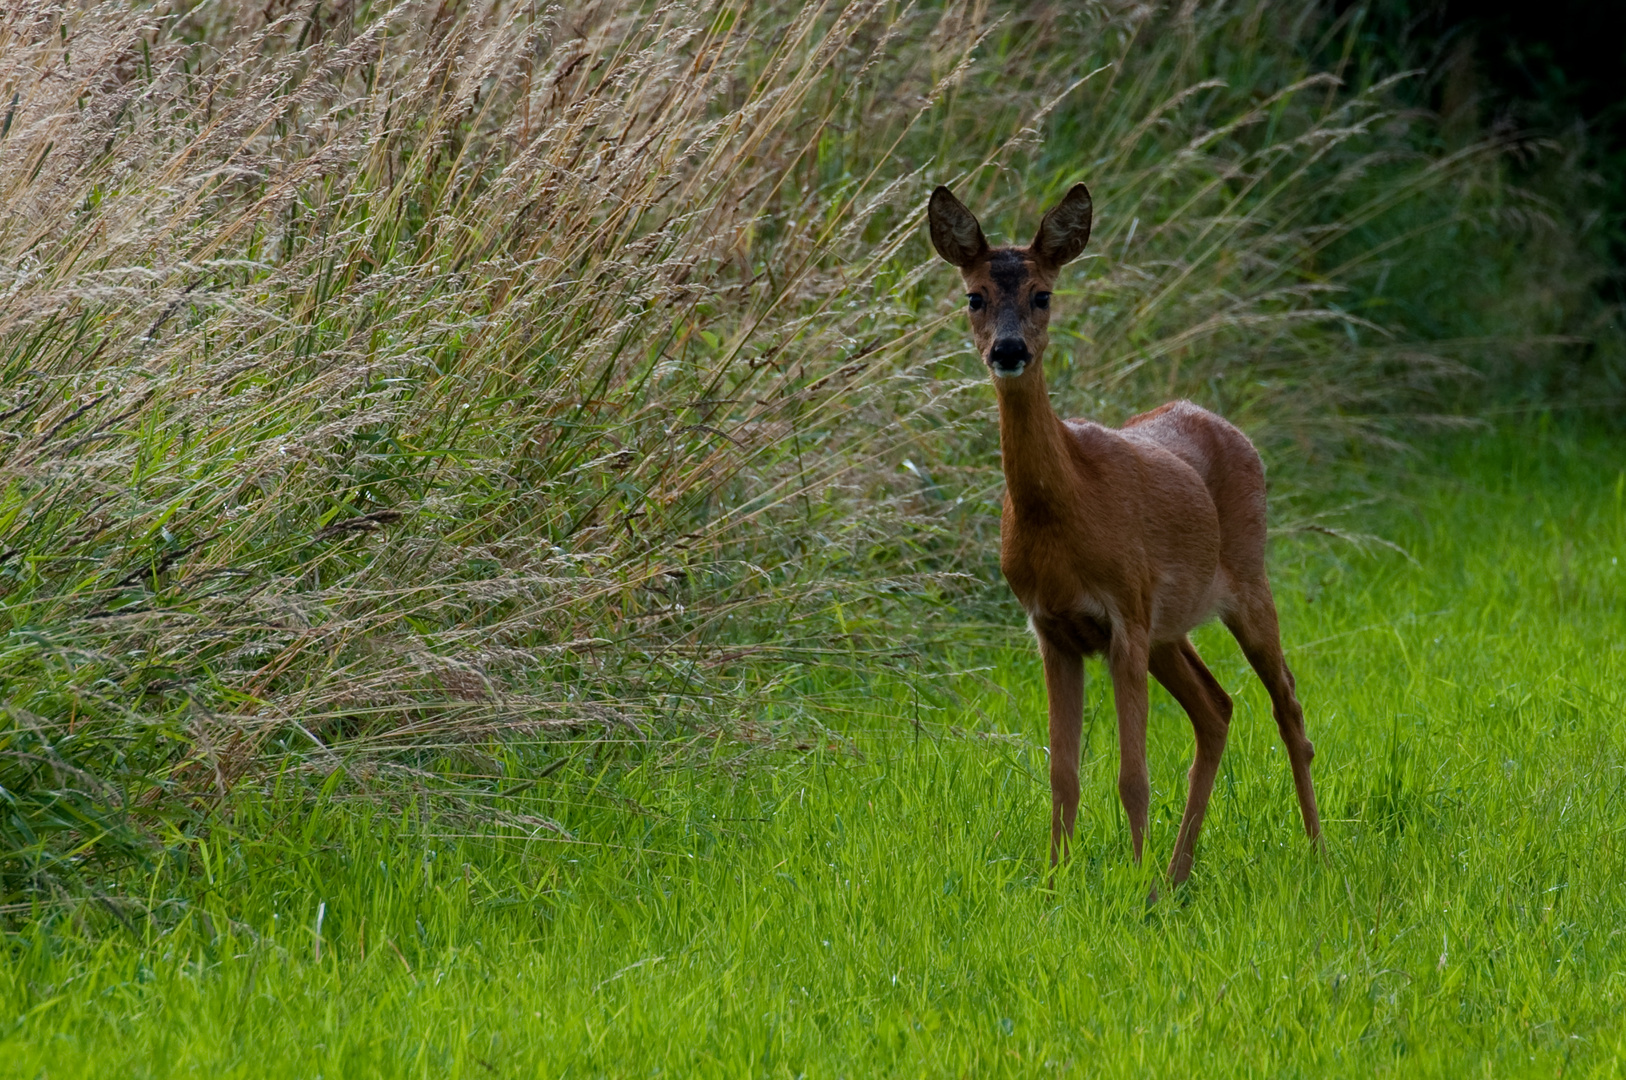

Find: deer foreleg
1108;631;1151;865
1039;635;1084;868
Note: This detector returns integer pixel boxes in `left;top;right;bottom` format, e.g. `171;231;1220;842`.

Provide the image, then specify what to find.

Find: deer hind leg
1038;634;1084;868
1150;638;1232;887
1107;631;1151;865
1223;584;1322;842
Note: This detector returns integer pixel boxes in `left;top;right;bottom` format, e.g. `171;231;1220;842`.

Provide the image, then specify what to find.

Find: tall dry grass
0;0;1593;898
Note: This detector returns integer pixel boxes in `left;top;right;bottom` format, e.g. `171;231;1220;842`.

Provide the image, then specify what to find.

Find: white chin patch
993;363;1027;378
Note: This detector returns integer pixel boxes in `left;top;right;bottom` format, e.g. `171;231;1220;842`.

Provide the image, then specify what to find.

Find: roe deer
928;182;1322;887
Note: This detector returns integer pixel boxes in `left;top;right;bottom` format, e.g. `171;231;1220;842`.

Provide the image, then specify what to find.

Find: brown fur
928;184;1322;887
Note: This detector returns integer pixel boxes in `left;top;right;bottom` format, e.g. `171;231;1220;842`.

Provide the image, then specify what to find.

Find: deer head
928;183;1093;379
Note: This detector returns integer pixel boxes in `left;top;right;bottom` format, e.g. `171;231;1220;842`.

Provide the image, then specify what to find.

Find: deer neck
992;358;1074;518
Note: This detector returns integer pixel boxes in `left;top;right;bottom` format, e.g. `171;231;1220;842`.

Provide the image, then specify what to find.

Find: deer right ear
928;186;989;268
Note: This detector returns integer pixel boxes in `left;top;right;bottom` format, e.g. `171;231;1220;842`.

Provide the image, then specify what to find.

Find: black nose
989;338;1030;371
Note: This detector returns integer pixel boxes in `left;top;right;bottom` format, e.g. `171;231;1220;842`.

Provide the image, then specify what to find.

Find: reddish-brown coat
928;183;1322;887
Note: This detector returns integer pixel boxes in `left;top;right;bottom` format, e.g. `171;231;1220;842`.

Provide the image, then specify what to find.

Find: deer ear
1031;183;1093;267
928;186;989;268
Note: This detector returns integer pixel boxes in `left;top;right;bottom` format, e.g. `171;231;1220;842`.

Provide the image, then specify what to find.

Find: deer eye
966;293;985;312
1033;292;1051;310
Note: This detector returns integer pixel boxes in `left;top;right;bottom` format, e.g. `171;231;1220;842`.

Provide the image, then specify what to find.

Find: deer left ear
1031;183;1093;267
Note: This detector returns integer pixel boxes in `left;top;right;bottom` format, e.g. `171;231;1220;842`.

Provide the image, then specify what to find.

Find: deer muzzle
989;338;1031;378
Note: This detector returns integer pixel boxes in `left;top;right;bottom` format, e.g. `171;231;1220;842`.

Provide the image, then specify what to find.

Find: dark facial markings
988;249;1029;294
959;247;1054;378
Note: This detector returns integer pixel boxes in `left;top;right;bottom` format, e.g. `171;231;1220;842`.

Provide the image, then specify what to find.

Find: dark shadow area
1347;0;1626;297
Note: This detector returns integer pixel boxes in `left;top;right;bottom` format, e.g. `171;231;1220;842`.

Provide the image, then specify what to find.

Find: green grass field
3;426;1626;1073
3;426;1622;1077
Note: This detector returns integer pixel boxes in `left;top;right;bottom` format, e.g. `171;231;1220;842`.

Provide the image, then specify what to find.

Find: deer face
958;249;1054;379
928;183;1093;380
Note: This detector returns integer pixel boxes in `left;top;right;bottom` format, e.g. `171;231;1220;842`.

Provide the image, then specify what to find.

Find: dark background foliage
1352;0;1626;292
1314;0;1626;409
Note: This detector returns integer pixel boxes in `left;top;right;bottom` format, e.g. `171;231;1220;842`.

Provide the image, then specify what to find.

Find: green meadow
5;426;1621;1077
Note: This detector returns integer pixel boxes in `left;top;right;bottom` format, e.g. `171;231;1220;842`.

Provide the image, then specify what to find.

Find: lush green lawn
4;427;1624;1078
